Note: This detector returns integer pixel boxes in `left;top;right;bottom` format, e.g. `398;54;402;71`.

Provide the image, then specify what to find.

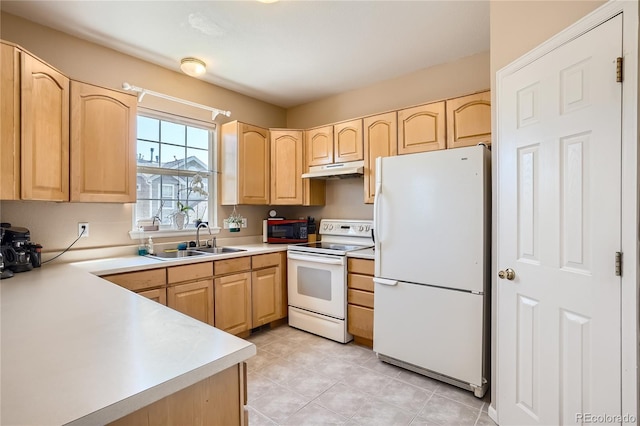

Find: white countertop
72;243;288;276
347;247;375;260
0;243;291;425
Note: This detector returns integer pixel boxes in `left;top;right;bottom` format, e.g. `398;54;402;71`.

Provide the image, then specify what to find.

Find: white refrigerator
373;145;490;398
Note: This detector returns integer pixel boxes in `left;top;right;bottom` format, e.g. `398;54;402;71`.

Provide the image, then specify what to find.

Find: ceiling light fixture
257;0;279;3
180;57;207;77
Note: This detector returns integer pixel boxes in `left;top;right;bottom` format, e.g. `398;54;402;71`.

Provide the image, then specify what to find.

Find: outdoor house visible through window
134;113;215;232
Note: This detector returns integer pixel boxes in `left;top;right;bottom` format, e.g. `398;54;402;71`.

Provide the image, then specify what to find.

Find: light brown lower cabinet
109;362;248;426
214;272;252;335
167;279;215;326
251;252;286;327
137;287;167;305
347;258;375;347
102;268;167;305
214;257;252;335
103;253;288;335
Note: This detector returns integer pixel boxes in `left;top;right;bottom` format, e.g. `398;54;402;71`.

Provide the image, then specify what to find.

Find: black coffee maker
1;223;42;274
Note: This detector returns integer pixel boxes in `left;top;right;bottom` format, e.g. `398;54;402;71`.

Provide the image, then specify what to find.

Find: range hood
302;160;364;179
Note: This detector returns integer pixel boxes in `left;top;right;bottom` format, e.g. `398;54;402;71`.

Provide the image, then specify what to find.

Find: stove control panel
319;219;373;237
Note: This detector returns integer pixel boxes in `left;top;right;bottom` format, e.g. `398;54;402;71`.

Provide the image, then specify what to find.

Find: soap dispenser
147;237;154;255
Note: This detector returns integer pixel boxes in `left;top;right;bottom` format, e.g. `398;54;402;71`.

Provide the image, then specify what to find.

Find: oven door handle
287;253;345;265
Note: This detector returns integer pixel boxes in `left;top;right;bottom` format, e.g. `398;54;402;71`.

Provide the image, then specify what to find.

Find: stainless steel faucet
195;222;211;247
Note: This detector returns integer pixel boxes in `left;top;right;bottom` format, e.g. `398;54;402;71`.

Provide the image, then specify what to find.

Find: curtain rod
122;82;231;120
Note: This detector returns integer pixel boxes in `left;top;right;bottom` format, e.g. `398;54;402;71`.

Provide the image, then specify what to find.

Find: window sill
129;227;221;240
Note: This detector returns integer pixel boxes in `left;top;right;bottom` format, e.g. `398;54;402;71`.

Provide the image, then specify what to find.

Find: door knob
498;268;516;280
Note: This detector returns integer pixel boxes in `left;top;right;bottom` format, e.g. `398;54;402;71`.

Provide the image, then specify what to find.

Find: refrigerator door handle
373;156;383;249
373;277;398;286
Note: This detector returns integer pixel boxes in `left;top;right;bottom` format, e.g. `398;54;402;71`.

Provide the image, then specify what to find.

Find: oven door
287;251;346;319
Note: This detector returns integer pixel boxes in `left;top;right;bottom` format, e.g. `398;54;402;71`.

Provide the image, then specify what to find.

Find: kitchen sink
147;250;207;259
192;247;247;254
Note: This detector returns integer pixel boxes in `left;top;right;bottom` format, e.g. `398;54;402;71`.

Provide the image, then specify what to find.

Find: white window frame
129;109;219;239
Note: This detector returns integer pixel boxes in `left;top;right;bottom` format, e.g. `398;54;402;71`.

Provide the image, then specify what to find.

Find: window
133;112;216;233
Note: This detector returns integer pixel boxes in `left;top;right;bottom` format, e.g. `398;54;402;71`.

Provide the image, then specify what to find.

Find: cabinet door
21;52;70;201
305;126;333;166
70;81;137;202
167;279;214;326
239;123;269;204
397;101;445;155
270;129;303;205
138;287;167;305
221;121;269;205
214;272;251;335
347;304;374;341
446;91;491;149
1;43;20;200
334;119;363;163
251;266;282;327
363;112;397;203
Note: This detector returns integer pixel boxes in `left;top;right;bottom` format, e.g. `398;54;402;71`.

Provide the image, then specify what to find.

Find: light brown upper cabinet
21;50;70;201
397;101;446;155
304;125;334;167
333;119;363;163
1;41;137;204
1;42;20;200
446;91;491;149
270;129;303;205
70;81;137;202
363;112;397;204
220;121;270;205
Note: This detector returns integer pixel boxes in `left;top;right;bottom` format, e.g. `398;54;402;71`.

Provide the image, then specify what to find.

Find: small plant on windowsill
169;174;208;230
171;202;194;230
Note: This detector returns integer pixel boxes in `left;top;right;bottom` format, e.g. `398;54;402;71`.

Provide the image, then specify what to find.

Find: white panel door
497;14;622;426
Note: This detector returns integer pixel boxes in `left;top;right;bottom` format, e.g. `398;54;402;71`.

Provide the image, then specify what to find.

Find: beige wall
287;51;490;129
0;12;286;255
0;10;492;258
285;50;491;223
490;0;606;82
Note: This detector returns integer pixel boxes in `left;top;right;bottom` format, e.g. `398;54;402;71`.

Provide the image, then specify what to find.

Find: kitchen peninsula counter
0;260;256;425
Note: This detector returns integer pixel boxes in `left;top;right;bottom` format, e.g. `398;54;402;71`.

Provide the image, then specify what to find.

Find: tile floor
245;325;495;425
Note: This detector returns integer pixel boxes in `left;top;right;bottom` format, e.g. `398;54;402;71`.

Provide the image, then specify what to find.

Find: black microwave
263;219;308;244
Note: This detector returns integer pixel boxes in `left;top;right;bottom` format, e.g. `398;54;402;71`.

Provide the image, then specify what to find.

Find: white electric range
287;219;373;343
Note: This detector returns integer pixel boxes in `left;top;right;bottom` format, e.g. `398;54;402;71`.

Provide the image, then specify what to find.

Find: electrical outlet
78;222;89;238
242;218;247;228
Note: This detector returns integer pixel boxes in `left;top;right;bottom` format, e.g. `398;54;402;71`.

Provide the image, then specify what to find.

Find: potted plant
227;206;244;233
227;216;243;232
172;201;193;230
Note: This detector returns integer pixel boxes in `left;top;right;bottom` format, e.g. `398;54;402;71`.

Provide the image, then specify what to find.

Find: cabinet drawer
348;273;374;292
167;262;213;284
251;252;281;269
348;289;374;308
215;256;251;276
103;268;166;292
347;304;373;340
347;258;374;276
